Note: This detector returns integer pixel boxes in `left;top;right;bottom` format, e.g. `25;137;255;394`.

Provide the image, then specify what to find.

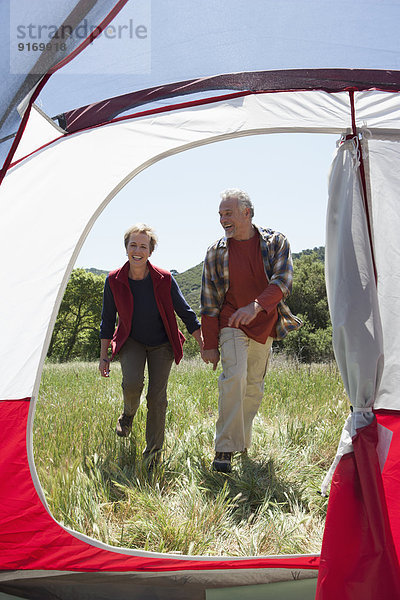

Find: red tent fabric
317;419;400;599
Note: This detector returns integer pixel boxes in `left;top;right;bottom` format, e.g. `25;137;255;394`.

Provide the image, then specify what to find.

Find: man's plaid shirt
200;224;302;340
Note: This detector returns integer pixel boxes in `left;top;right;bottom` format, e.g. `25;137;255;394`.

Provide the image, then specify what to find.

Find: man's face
219;198;250;240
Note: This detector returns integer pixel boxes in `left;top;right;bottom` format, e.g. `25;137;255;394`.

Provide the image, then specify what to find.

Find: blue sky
71;131;337;274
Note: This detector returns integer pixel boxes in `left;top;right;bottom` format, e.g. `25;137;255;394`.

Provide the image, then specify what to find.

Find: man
201;189;302;473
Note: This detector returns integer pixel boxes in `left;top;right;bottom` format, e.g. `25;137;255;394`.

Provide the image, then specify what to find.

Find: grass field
33;356;349;557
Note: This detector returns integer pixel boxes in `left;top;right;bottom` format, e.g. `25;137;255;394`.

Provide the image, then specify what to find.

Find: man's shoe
212;452;232;473
115;413;134;437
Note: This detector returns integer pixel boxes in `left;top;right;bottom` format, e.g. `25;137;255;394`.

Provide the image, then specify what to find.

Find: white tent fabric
325;133;400;422
315;133;400;598
321;138;385;493
13;105;65;162
326;138;384;416
321;133;400;493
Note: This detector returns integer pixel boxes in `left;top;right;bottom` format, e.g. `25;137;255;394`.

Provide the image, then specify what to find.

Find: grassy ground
33;355;349;556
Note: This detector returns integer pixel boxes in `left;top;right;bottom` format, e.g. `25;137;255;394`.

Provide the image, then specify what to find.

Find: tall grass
33;355;349;556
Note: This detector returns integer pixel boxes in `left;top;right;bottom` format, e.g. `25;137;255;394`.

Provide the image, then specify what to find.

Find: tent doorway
33;131;339;559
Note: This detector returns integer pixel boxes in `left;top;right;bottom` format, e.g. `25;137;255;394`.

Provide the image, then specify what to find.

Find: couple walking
99;189;301;472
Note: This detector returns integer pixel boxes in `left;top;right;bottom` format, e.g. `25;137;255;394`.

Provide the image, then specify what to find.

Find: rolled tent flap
316;139;400;599
325;138;384;416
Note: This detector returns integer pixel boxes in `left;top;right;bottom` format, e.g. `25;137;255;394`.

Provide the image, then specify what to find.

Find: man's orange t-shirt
202;234;283;349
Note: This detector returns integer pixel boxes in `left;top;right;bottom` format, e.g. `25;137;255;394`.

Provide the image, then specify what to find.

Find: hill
85;247;324;315
292;246;325;262
174;262;203;313
86;267;108;277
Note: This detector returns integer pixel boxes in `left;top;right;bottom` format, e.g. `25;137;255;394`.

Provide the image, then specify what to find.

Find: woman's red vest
108;261;185;364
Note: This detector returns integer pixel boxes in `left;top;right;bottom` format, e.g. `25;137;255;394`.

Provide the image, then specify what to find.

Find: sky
71;131;337;274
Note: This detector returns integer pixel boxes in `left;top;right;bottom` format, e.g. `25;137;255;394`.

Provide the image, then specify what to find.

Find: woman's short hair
220;188;254;218
124;223;158;254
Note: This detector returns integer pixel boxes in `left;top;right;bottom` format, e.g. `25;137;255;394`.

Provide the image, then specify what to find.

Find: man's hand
228;301;263;328
202;348;220;371
99;358;110;377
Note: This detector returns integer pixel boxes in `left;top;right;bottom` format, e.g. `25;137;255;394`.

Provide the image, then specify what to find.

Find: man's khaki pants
215;327;273;452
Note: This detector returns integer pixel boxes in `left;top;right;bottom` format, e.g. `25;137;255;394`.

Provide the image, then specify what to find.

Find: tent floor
207;578;317;599
0;569;318;600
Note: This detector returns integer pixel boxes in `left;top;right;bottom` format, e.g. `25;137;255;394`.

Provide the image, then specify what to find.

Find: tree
48;269;105;361
174;317;199;359
282;252;334;362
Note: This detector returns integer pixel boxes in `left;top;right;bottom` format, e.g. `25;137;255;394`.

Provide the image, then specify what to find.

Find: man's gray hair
220;188;254;218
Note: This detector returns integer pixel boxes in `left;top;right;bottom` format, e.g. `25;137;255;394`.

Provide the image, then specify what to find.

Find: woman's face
126;232;151;267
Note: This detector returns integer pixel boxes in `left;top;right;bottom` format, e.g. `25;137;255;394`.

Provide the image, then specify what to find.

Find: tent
1;1;400;598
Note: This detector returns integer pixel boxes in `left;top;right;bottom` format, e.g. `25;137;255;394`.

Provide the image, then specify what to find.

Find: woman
99;223;203;466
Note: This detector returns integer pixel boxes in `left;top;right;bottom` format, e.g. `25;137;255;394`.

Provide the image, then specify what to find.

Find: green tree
48;269;105;361
176;317;201;359
282;252;334;362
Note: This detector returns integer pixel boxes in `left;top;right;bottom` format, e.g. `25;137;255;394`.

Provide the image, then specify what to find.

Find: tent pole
348;90;377;283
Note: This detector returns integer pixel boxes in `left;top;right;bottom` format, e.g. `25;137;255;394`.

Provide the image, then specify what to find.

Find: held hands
192;328;219;369
99;357;110;377
193;328;219;370
228;301;263;328
195;331;219;369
